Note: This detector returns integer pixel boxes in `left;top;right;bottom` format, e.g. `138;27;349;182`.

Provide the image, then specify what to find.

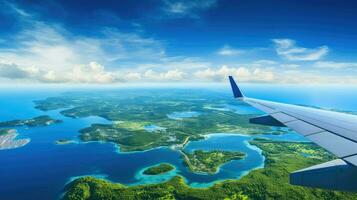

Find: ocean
0;84;356;200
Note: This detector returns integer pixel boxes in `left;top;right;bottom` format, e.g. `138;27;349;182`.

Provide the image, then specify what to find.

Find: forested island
182;150;245;174
31;91;356;200
0;115;62;127
62;140;356;200
143;163;175;175
34;91;271;152
55;139;76;145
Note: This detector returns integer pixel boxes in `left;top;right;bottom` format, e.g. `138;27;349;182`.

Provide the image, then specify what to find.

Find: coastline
0;129;30;150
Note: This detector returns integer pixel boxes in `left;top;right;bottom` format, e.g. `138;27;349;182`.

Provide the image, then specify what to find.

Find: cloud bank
0;2;357;85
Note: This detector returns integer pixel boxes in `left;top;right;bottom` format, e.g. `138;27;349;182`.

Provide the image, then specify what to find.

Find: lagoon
167;111;201;120
144;124;166;132
1;86;357;199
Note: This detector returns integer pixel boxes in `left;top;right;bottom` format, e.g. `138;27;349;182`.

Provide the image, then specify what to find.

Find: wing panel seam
248;98;357;140
342;153;357;159
304;130;326;137
246;98;357;143
281;111;357;143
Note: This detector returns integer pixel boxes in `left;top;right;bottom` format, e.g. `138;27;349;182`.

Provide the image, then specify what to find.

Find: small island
0;129;30;150
62;141;351;200
55;139;76;145
0;115;62;127
182;150;245;174
34;92;272;153
143;163;175;175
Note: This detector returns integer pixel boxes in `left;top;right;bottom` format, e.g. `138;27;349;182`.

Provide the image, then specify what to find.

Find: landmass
62;141;356;200
56;139;77;145
142;163;175;175
34;91;270;152
0;129;30;150
0;115;62;127
78;123;193;152
182;150;245;174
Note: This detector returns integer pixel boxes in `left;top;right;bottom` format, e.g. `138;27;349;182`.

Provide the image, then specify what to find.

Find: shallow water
167;111;201;120
144;124;166;132
0;86;356;200
205;103;260;115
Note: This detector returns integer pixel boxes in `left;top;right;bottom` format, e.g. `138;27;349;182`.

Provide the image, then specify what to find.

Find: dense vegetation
62;140;357;200
56;139;76;145
35;90;357;199
183;150;245;174
35;90;275;152
143;163;175;175
0;115;62;127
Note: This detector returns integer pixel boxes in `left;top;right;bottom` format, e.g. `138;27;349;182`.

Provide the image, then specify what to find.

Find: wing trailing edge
228;75;357;191
290;159;357;191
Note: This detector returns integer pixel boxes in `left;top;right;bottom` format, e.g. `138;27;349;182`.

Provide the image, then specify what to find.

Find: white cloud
191;64;357;84
273;39;328;61
144;69;185;81
194;65;275;82
0;22;166;71
3;1;31;17
217;45;244;56
0;21;176;84
0;61;29;79
313;61;357;69
66;62;115;83
0;62;116;83
124;72;142;80
3;58;357;84
163;0;216;17
1;8;357;85
273;69;357;84
138;56;211;72
165;2;187;14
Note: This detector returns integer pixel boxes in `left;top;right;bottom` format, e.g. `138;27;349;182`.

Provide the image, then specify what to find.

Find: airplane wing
228;76;357;191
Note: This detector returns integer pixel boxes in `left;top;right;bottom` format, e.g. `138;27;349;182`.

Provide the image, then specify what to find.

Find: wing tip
228;76;244;98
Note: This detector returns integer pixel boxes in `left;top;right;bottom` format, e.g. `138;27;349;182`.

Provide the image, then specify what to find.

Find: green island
182;150;245;174
56;139;76;145
34;91;269;152
62;140;356;200
0;115;62;127
143;163;175;175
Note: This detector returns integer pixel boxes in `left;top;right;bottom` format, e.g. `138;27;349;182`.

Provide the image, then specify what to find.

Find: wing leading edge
228;76;357;191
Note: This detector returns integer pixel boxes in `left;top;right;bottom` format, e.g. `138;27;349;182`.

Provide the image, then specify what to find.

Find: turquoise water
144;124;166;132
204;103;260;114
167;111;201;120
0;86;357;199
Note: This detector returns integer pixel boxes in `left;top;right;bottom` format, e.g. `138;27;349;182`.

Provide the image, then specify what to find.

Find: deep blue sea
1;84;357;200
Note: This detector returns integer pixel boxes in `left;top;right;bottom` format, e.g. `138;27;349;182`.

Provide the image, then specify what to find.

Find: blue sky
1;0;357;84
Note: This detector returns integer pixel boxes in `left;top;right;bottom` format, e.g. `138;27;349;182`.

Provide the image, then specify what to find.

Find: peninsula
62;141;355;200
34;90;270;152
182;150;246;174
0;115;62;127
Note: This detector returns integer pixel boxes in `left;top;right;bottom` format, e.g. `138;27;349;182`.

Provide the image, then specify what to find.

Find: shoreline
0;129;31;150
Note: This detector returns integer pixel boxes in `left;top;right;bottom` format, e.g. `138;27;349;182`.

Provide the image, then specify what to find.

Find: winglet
229;76;244;98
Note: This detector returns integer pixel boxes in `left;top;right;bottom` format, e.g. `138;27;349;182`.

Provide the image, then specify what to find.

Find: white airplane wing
229;76;357;191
